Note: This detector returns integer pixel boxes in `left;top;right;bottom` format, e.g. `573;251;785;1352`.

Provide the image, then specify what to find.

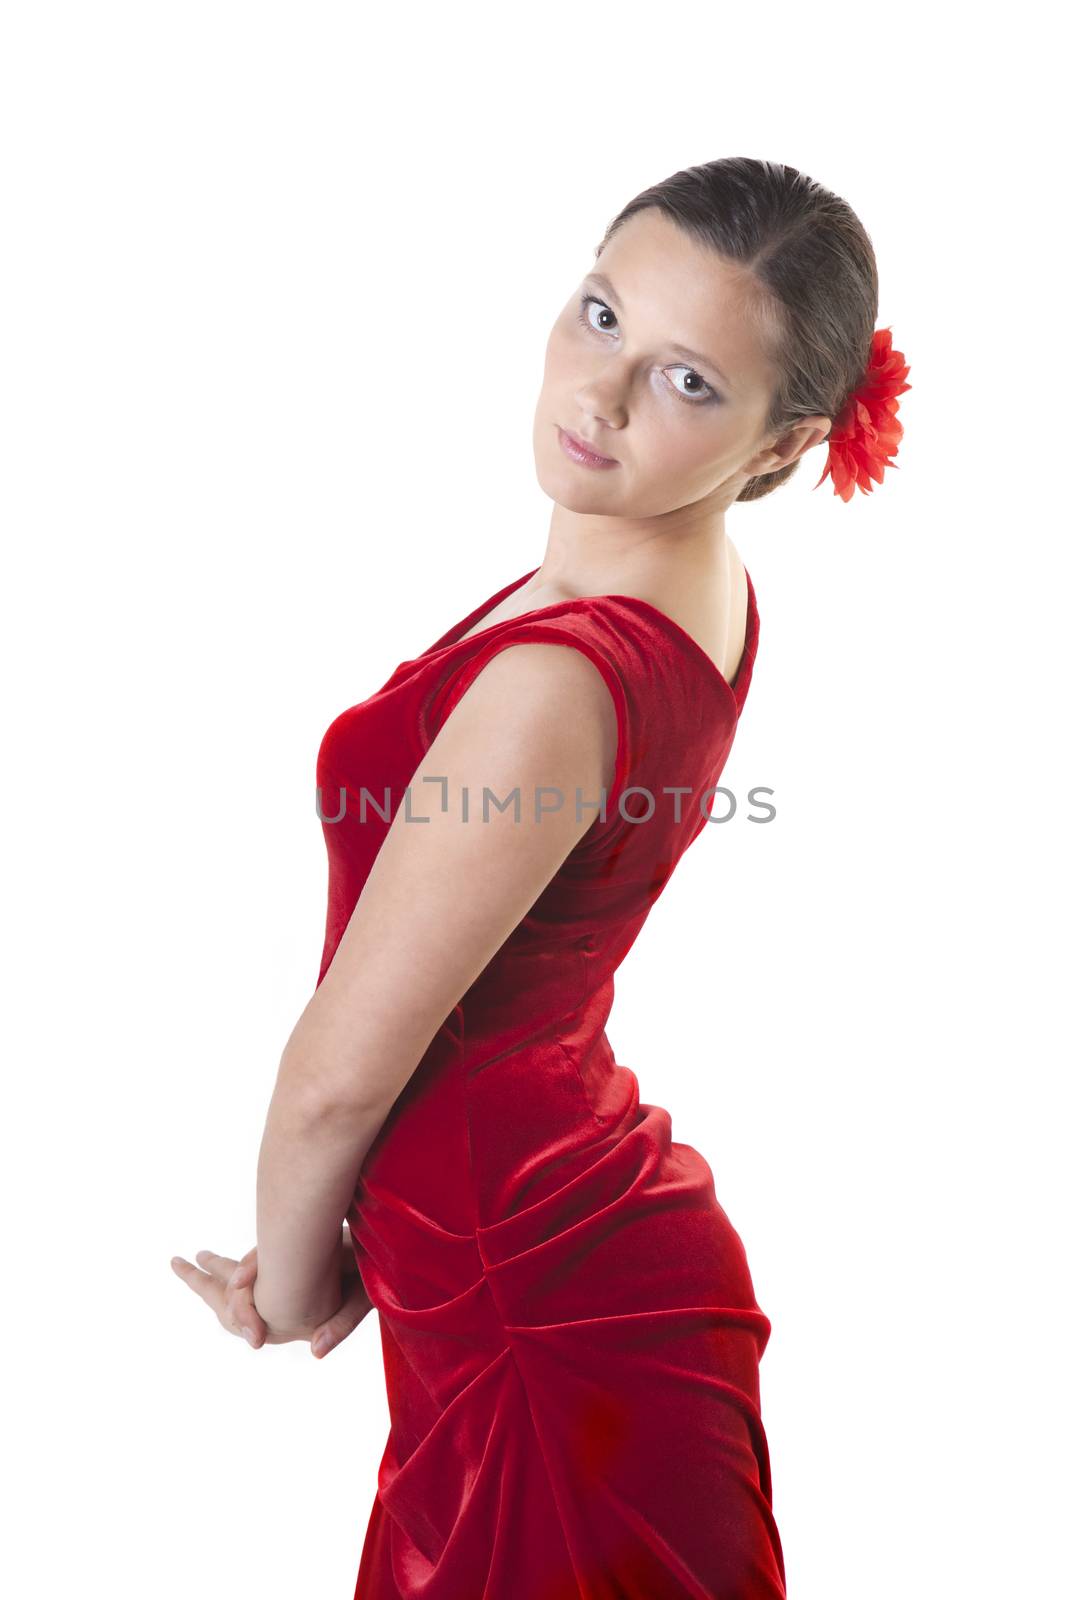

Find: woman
172;156;908;1598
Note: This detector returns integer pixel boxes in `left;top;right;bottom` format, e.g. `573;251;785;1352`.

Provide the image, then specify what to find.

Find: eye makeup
576;293;722;407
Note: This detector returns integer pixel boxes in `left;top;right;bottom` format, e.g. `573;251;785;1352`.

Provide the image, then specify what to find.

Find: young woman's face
532;206;784;519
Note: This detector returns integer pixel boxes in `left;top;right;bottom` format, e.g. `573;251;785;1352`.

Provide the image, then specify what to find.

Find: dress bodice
315;564;760;1222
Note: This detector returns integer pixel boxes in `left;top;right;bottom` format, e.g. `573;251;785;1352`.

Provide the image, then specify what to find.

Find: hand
170;1225;374;1357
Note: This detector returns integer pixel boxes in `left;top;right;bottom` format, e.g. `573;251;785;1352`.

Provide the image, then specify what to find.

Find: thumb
311;1280;372;1359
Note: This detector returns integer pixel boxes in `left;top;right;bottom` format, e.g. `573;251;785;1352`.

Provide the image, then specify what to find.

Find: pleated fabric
314;566;786;1598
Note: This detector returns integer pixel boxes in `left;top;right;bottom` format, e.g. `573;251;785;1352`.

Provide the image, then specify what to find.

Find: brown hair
597;156;879;501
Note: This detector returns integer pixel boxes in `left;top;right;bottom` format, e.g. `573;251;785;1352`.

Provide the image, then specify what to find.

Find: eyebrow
583;270;735;391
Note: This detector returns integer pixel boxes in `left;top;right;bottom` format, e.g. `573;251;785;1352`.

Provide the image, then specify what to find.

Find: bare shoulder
639;536;749;688
453;637;615;714
430;638;619;806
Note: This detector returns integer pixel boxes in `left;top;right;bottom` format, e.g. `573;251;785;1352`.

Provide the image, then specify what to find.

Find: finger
172;1256;253;1345
227;1282;267;1349
171;1256;228;1318
194;1249;240;1285
228;1253;258;1291
311;1280;372;1359
234;1316;263;1348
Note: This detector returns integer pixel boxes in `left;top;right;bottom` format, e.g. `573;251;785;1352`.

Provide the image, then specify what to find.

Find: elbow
277;989;440;1124
276;1043;390;1125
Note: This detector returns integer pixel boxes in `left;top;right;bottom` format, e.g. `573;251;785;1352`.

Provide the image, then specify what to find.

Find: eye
577;294;618;335
662;365;717;405
576;294;719;406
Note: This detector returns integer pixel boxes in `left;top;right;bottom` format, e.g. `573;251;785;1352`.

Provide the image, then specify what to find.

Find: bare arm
253;640;618;1334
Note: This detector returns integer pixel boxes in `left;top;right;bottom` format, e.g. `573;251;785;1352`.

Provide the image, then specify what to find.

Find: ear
742;416;833;477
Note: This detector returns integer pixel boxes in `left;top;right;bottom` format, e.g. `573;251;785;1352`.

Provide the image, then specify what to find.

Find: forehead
592;207;776;389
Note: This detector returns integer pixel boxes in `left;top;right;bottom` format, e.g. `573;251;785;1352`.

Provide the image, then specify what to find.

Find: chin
535;459;614;513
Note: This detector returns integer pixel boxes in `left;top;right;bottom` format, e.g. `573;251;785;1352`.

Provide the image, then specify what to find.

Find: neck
533;502;733;607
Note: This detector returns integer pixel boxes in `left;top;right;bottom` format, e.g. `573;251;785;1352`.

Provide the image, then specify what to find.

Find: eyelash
576;293;719;406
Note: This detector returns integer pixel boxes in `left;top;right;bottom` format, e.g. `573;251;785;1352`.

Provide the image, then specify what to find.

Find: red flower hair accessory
814;327;911;502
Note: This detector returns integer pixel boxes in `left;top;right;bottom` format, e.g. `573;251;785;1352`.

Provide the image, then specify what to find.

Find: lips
557;426;619;468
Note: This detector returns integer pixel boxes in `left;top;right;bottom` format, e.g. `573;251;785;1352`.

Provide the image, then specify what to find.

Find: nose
574;371;628;432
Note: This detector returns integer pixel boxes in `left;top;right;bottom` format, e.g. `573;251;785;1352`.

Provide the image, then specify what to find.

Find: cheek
641;407;705;472
645;413;734;496
541;320;577;385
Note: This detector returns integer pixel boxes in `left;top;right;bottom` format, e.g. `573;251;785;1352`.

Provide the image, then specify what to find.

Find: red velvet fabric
314;567;786;1598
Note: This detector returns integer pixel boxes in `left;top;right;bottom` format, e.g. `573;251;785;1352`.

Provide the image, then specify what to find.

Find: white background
4;3;1078;1595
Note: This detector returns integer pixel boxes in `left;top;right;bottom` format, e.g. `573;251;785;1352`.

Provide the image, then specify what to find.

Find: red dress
315;565;786;1600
